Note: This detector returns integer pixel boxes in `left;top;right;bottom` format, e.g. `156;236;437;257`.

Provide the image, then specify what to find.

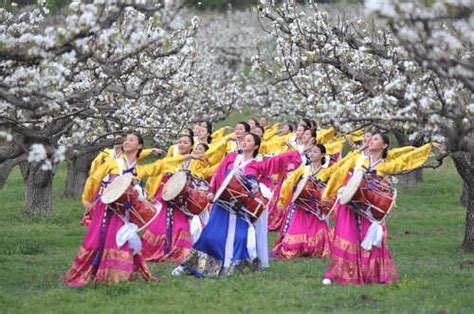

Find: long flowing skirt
324;202;398;285
181;202;268;278
271;204;332;259
267;177;285;231
141;202;193;264
63;201;153;287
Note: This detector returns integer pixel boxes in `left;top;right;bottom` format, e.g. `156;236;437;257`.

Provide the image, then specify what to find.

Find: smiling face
259;117;268;128
195;144;207;154
363;131;373;147
302;129;315;145
295;125;306;140
308;145;324;163
368;133;388;153
254;127;264;138
240;133;258;154
281;124;291;135
177;136;193;155
122;134;142;154
234;123;247;138
192;123;201;135
198;126;209;141
247;119;257;131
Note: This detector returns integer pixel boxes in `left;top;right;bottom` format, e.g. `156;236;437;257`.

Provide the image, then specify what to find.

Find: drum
292;176;336;220
217;173;266;222
101;173;160;231
162;171;208;216
340;170;397;221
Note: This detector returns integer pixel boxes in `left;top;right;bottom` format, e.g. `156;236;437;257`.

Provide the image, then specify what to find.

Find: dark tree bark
63;139;116;198
461;182;468;208
63;150;96;198
0;154;26;189
451;151;474;253
19;161;55;216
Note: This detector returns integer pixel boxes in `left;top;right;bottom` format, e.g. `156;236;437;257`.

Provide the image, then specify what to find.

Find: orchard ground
1;111;473;313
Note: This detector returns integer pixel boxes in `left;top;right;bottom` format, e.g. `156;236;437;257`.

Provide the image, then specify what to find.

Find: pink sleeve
257;150;302;177
209;153;234;194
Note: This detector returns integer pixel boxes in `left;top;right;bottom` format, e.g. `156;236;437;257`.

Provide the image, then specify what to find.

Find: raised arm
256;150;302;177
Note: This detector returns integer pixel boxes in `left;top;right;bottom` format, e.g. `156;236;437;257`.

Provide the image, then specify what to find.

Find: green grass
1;160;473;313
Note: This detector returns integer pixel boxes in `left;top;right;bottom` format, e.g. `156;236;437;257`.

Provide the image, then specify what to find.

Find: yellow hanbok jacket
278;164;338;208
263;123;280;142
83;155;185;204
322;144;433;199
145;140;227;198
89;148;153;174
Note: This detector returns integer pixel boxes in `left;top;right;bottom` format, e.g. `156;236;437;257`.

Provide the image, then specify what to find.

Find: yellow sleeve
205;140;227;165
278;165;304;207
346;129;364;142
166;145;174;157
325;139;345;155
377;144;432;176
258;141;271;155
263;123;279;141
211;127;227;140
201;163;220;179
264;136;289;154
386;146;416;161
317;163;338;182
317;129;336;144
145;173;165;199
322;153;359;199
82;160;113;204
137;148;153;162
136;156;185;180
89;150;109;175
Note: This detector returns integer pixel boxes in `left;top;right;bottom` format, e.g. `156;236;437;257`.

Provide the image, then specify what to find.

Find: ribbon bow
123;167;137;176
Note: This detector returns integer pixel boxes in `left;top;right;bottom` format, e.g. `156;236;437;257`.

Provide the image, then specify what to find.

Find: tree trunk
461;184;474;252
461;183;468;207
398;168;423;187
451;151;474;253
0;154;26;189
63;152;95;198
19;161;54;216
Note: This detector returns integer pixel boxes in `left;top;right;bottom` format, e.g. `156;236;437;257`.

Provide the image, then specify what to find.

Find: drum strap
165;205;174;254
279;203;297;242
92;208;111;271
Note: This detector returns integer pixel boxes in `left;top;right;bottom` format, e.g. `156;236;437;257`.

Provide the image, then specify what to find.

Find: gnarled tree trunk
63;151;96;198
19;161;55;216
0;154;26;189
451;151;474;253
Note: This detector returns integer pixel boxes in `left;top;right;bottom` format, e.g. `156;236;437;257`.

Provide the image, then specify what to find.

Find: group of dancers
63;117;443;287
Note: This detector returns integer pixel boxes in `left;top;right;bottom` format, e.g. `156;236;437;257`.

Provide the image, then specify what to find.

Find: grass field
1;127;474;313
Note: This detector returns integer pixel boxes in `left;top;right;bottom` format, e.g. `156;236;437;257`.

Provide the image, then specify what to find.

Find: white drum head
291;175;309;203
340;170;363;204
101;173;134;204
162;171;188;201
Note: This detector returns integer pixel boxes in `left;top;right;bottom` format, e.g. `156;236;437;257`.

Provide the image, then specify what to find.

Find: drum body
351;176;396;221
294;178;335;220
114;186;160;230
219;174;266;222
162;171;208;216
